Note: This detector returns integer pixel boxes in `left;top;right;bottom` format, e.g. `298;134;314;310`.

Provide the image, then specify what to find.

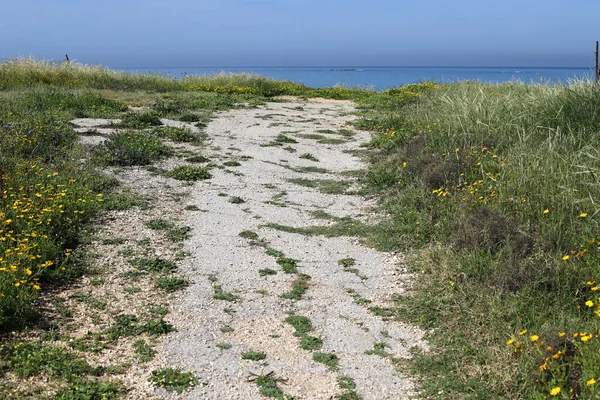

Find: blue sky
1;0;598;67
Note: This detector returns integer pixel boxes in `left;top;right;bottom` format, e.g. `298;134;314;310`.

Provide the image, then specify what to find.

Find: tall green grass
364;80;600;398
0;58;376;100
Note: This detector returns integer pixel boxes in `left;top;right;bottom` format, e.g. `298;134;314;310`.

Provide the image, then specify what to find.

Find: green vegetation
287;178;352;195
133;339;156;362
300;335;323;351
168;165;211;181
359;80;600;398
93;131;173;166
276;257;300;274
149;367;199;393
153;126;201;143
155;276;189;292
281;274;311;300
299;153;319;161
254;373;290;399
312;352;339;371
1;59;596;399
239;230;260;240
241;351;267;361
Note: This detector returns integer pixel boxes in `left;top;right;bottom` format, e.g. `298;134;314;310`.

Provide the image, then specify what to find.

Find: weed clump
168;165;211;181
149;367;199;393
93;131;173;166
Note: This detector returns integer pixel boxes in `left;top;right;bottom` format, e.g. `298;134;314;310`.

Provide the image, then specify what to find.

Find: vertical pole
594;40;600;85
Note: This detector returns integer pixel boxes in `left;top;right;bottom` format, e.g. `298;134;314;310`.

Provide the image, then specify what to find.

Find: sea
117;66;594;92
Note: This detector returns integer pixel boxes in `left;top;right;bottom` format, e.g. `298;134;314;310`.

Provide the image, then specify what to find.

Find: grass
281;273;311;300
168;165;211;181
185;155;210;163
155;276;189;292
93;131;173;166
299;153;319;162
355;80;600;398
300;335;323;351
312;352;339;371
149;367;199;393
241;351;267;361
276;257;300;274
133;339;156;362
229;196;245;204
259;268;278;276
287;178;352;194
284;315;313;337
364;342;390;357
145;218;192;242
239;230;260;240
254;373;289;399
337;376;361;400
153;126;201;143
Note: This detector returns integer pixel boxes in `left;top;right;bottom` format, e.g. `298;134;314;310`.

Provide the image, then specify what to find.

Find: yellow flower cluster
433;146;503;205
507;279;600;397
0;161;101;295
384;81;443;97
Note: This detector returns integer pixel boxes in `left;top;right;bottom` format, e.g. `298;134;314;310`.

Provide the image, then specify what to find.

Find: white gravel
155;100;427;400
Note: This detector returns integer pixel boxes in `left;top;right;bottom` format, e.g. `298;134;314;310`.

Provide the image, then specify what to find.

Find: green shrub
93;131;172;166
168;166;211;181
149;367;199;393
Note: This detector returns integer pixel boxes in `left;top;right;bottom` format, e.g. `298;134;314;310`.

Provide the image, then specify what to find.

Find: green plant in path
337;376;361;400
300;335;323;351
149;367;199;393
121;111;162;128
276;257;300;274
156;276;189;292
153;126;200;143
168;165;211;181
239;230;260;240
364;342;390;357
241;351;267;361
254;373;290;399
93;131;173;166
133;339;156;362
185;155;210;163
313;352;339;371
284;315;313;337
54;381;123;400
281;274;311;300
299;153;319;162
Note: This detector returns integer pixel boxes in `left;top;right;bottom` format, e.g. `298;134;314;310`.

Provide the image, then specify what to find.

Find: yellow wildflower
530;335;539;342
519;329;528;335
587;379;597;386
562;255;570;261
580;213;588;218
586;300;595;307
550;387;561;396
506;339;515;345
543;209;550;214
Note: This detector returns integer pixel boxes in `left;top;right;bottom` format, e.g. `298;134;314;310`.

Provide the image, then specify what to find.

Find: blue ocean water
118;66;593;91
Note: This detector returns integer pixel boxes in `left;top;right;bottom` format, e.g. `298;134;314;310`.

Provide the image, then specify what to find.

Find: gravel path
155;99;426;400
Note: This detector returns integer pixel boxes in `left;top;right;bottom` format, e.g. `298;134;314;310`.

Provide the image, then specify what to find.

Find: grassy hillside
361;80;600;398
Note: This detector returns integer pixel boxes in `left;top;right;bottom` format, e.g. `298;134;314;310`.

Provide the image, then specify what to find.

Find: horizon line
114;65;592;70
